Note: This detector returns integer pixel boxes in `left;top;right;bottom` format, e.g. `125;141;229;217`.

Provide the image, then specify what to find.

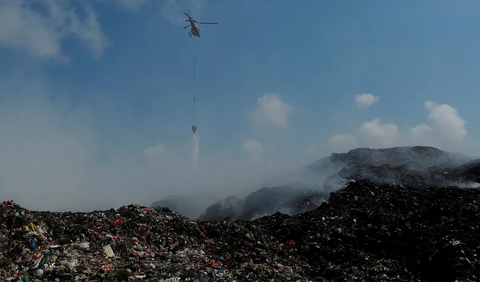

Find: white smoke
452;181;480;189
193;133;199;175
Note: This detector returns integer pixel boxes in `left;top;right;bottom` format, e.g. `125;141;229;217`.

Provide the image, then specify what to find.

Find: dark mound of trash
274;146;471;188
2;178;479;281
199;186;329;222
150;193;222;220
199;146;477;222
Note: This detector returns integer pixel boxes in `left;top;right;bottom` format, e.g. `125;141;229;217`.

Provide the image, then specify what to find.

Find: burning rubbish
1;178;479;281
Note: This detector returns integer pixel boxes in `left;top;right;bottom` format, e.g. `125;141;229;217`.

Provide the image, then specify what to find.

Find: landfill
1;178;479;281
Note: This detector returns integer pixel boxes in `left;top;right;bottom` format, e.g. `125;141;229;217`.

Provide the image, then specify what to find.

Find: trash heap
199;146;480;222
1;178;479;281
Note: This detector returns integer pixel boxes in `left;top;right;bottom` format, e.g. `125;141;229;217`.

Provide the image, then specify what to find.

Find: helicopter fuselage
189;22;200;37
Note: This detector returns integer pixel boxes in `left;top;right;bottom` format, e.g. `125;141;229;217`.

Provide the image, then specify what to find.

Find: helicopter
183;10;217;37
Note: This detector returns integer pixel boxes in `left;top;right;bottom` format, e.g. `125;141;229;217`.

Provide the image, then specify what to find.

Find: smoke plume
193;133;199;175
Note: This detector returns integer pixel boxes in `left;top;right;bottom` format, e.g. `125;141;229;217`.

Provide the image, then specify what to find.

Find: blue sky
0;0;479;212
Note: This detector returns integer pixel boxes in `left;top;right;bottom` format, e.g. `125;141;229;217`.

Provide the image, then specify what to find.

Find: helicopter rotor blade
197;22;218;25
183;24;191;29
184;12;189;17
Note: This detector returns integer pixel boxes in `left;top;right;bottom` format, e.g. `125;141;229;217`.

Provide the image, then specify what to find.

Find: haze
0;0;479;212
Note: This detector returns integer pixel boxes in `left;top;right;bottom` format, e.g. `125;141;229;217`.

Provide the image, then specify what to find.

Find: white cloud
0;0;109;62
249;93;291;129
408;101;467;150
424;101;467;143
358;118;399;147
143;142;166;157
355;93;379;108
69;5;109;59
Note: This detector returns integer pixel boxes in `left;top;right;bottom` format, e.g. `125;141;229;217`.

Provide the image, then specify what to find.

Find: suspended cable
192;37;197;134
194;36;196;101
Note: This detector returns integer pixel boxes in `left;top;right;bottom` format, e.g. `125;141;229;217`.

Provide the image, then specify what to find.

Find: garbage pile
200;146;479;222
1;178;480;281
0;203;232;282
199;186;329;222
